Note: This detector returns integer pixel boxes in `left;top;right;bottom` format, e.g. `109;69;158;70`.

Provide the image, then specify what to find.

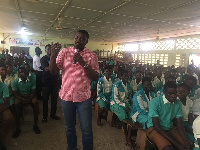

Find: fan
55;16;70;30
100;39;112;45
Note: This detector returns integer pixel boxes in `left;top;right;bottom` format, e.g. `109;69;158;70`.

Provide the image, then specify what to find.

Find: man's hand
73;53;85;67
51;42;62;57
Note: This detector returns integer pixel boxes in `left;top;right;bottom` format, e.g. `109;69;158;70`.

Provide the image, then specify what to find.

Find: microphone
74;46;79;64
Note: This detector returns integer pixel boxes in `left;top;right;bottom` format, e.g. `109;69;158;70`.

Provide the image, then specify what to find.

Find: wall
0;33;118;57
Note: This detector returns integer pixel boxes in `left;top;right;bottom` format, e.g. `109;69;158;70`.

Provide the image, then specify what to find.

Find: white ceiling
1;0;200;43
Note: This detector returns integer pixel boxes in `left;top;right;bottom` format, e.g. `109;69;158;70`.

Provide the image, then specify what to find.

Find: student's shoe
41;118;47;123
50;115;61;120
33;125;41;134
12;129;21;138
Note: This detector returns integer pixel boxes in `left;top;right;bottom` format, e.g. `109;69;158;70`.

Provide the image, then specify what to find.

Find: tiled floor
5;100;133;150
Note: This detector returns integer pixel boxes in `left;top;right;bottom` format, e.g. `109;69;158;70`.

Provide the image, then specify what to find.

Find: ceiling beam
44;0;72;36
15;0;24;27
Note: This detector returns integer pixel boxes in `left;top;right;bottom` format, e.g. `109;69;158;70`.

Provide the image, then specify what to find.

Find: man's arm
49;43;61;75
152;117;185;149
83;65;99;82
74;53;99;82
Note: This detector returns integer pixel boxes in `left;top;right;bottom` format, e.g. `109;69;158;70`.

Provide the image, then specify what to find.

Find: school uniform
130;79;142;94
131;89;155;129
193;115;200;149
181;96;195;142
0;75;15;105
0;81;13;143
146;95;186;150
96;76;114;110
110;80;132;121
11;77;39;129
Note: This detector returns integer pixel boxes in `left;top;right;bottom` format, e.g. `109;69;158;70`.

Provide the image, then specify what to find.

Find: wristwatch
83;63;89;69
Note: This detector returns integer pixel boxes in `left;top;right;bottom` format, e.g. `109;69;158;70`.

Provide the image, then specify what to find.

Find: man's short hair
104;65;112;71
24;63;30;67
0;64;6;68
35;47;41;53
142;77;151;85
121;69;128;76
186;75;197;84
18;67;26;72
45;44;51;49
164;81;177;90
77;30;89;39
178;83;190;92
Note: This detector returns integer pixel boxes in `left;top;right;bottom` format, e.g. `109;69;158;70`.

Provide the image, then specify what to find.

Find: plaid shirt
56;47;99;102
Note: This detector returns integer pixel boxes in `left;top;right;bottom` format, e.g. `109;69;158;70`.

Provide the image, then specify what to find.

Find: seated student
0;64;15;112
185;76;199;101
96;66;114;126
147;82;190;150
110;70;132;121
11;67;40;138
111;65;120;82
0;81;13;150
6;63;17;79
153;67;164;92
131;77;155;129
157;75;176;97
192;105;200;150
110;70;133;147
177;83;195;143
24;63;36;84
130;70;142;94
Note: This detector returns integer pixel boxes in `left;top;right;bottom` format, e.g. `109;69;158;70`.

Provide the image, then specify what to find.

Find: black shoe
33;125;41;134
50;115;61;120
41;118;47;123
12;129;21;138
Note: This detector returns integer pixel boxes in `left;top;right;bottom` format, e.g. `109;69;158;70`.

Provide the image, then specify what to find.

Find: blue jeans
61;99;93;150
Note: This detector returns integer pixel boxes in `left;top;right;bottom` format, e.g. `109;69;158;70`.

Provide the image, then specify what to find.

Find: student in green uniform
0;81;13;150
11;67;40;138
147;82;190;150
177;83;195;143
96;65;114;126
24;63;36;82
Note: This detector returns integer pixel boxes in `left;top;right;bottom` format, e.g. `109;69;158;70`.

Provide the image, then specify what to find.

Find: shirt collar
19;77;30;82
163;95;171;104
103;76;111;82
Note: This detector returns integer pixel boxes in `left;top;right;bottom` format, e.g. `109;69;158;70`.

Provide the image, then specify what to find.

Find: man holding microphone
49;30;99;150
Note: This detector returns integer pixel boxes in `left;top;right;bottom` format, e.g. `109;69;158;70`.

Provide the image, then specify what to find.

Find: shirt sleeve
2;83;9;98
113;85;126;107
89;53;99;73
148;99;159;118
56;49;66;70
31;79;36;90
175;100;183;118
97;79;107;102
40;57;49;70
193;117;200;138
134;94;148;115
11;79;18;92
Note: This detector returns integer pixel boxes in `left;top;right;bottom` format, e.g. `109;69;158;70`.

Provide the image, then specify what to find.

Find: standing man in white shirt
33;47;43;100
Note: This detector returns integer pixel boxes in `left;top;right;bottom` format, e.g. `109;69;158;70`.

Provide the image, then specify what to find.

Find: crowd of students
95;60;200;150
1;46;200;150
0;46;61;150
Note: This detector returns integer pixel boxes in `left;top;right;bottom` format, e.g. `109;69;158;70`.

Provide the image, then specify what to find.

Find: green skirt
110;104;131;121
